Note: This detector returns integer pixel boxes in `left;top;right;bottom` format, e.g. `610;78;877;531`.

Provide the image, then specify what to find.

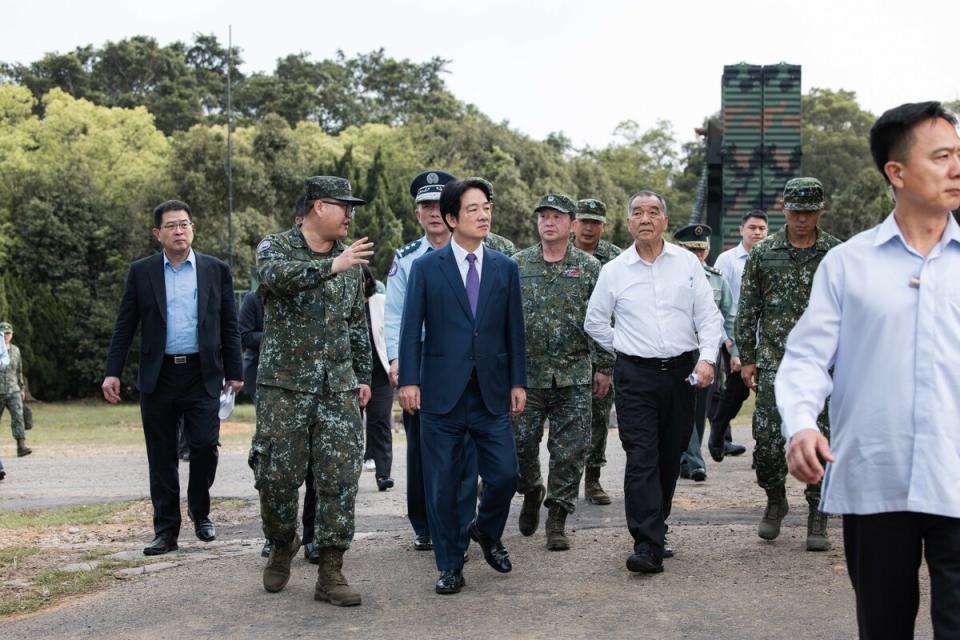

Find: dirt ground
0;423;936;639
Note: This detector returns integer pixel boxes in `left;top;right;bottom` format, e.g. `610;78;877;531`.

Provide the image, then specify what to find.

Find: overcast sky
3;0;958;148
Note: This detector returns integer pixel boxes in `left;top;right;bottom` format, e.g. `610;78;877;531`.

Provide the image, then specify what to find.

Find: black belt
163;353;199;365
617;351;695;372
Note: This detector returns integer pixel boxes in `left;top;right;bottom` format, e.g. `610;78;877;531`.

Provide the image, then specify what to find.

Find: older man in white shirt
777;101;960;639
585;190;722;574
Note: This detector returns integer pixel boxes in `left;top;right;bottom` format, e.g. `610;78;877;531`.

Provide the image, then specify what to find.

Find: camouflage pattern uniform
0;342;26;441
250;223;371;550
512;226;611;514
735;224;840;503
484;232;516;256
582;238;622;469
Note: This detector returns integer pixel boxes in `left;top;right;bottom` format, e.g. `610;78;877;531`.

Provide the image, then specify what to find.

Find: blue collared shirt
163;249;199;354
713;241;749;305
776;212;960;518
384;236;434;362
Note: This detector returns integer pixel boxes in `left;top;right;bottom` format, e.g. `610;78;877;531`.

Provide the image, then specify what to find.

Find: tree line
0;35;928;399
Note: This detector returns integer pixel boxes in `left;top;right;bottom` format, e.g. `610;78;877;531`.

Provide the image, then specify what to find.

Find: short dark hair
741;209;768;224
439;177;494;232
294;194;307;218
870;101;958;185
153;200;192;228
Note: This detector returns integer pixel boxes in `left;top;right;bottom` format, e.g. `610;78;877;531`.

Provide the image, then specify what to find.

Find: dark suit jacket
238;290;264;395
398;243;526;415
104;251;243;399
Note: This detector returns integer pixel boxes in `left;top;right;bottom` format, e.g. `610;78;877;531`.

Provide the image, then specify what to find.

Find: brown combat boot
806;505;831;551
262;532;300;593
584;466;611;505
545;504;570;551
757;486;789;540
315;547;361;606
518;484;546;536
16;437;31;457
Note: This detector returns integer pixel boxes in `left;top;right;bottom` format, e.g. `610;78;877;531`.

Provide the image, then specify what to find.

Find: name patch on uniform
562;268;580;278
388;261;399;277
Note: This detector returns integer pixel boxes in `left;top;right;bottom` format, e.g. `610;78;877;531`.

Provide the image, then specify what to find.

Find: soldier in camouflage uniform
0;323;31;457
673;225;735;482
484;231;516;256
512;194;612;551
251;176;373;605
735;177;840;551
572;198;622;505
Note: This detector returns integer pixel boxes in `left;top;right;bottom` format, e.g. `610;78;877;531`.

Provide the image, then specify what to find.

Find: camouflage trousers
753;369;829;506
0;393;25;440
249;385;363;549
513;384;592;514
585;384;614;468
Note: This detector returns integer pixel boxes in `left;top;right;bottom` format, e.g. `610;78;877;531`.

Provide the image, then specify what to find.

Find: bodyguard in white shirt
707;210;768;462
777;101;960;639
585;191;722;574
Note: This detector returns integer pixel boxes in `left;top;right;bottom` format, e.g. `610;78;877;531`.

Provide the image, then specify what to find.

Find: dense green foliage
0;37;916;398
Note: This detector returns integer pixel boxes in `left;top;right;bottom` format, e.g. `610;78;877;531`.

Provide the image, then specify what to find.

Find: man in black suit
398;177;527;595
102;199;243;556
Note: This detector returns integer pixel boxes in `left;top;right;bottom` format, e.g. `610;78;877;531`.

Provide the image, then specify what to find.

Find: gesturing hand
332;237;375;274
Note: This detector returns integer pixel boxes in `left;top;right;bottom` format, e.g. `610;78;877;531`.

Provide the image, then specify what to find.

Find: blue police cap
409;170;457;203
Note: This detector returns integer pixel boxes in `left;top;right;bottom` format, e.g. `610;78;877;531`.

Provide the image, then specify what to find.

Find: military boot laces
315;548;361;606
806;508;831;552
545;504;570;551
262;532;300;593
584;467;611;505
16;438;31;457
757;487;789;540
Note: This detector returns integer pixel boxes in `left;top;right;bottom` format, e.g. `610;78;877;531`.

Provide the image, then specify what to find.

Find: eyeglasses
160;221;195;231
320;200;356;216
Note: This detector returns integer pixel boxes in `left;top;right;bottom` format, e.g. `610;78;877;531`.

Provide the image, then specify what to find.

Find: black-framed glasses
320;200;356;216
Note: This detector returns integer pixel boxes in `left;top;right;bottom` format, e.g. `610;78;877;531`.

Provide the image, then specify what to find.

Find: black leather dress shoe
626;552;663;574
194;518;216;542
691;468;707;482
468;521;511;573
303;542;320;564
377;476;394;491
143;534;179;556
707;427;726;463
435;569;465;595
679;469;692;479
414;534;432;551
663;538;674;558
724;442;747;457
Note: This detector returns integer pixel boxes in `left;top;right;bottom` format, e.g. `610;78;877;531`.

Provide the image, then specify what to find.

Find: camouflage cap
303;176;366;205
783;177;824;211
576;198;607;222
534;193;577;216
0;322;11;333
673;223;712;250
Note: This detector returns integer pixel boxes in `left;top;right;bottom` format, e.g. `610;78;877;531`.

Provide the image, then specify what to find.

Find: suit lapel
196;253;211;327
438;245;474;321
149;253;167;322
474;247;499;326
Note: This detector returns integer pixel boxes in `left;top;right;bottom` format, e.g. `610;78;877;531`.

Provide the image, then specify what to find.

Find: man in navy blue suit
398;177;527;595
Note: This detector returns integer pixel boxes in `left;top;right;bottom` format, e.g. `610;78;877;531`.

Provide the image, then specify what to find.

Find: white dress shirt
584;241;722;363
713;242;749;305
450;237;484;286
777;212;960;518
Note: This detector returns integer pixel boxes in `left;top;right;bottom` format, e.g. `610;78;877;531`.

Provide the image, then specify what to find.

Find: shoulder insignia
256;239;272;255
704;264;721;276
398;239;422;258
388;261;399;277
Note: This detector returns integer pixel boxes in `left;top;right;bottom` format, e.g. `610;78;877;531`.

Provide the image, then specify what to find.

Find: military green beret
0;322;12;333
534;193;577;216
303;176;366;205
576;198;607;222
783;177;824;211
674;223;712;250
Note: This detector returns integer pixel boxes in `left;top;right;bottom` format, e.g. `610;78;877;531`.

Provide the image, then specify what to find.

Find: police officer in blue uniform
384;171;480;554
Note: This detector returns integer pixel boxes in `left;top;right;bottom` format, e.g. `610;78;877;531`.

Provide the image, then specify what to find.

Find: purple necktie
465;253;479;317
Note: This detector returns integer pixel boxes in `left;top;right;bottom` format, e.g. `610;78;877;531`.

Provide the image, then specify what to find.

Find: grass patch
0;501;136;530
0;557;147;617
0;546;40;567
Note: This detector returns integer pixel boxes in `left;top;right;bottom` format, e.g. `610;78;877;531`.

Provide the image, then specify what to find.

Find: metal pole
226;25;234;269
